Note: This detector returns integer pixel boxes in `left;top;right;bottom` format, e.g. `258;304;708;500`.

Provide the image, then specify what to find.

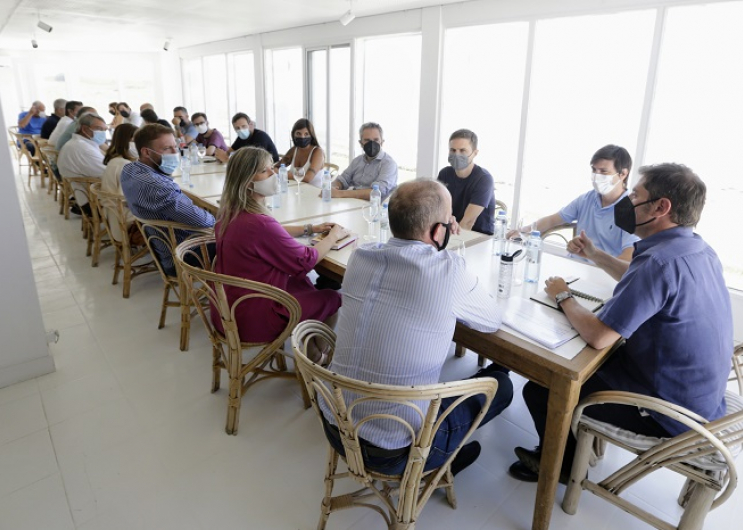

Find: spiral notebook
311;232;358;250
530;278;613;313
503;298;579;349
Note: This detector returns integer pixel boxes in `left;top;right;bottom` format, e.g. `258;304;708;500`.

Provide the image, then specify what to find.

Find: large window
645;2;743;290
519;10;656;224
182;58;205;118
264;47;303;155
307;45;352;169
357;34;422;182
440;22;529;212
228;51;256;135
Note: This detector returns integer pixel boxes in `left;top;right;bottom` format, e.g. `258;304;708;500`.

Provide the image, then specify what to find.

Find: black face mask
120;110;130;118
430;222;452;251
179;118;187;127
363;140;381;158
614;196;658;234
109;110;116;116
293;136;311;148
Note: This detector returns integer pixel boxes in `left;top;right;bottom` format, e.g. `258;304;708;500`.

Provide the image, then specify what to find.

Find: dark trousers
523;366;670;472
325;371;514;475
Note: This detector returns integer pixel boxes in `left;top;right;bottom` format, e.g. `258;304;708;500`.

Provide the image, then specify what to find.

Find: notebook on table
311;232;358;250
502;298;579;349
530;278;614;313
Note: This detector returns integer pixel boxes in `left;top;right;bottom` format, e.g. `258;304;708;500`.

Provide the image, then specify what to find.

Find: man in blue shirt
121;124;215;276
510;163;733;483
17;100;46;155
510;145;639;260
437;129;495;235
171;106;198;146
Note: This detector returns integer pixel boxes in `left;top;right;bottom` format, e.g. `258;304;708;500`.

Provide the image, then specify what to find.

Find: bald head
140;103;154;112
388;179;451;241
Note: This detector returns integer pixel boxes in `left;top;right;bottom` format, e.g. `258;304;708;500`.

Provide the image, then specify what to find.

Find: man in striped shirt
121;124;215;275
323;179;513;476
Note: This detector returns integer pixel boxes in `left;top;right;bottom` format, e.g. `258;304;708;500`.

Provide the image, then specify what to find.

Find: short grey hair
388;179;448;240
53;98;67;111
359;122;383;140
76;113;105;132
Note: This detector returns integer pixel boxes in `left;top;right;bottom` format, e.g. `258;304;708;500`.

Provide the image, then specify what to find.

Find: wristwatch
303;224;314;237
555;291;574;306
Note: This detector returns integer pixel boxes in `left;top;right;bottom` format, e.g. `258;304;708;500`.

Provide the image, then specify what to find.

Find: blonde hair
217;147;272;237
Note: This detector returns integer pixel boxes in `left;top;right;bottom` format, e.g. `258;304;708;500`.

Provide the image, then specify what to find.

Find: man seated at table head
120;124;215;276
322;179;513;476
437;128;496;235
16;100;46;155
117;102;143;128
48;100;83;147
191;112;229;156
56;106;97;151
509;145;639;262
57;113;108;215
331;122;398;200
214;112;280;164
40;98;67;140
509;163;733;483
172;106;198;146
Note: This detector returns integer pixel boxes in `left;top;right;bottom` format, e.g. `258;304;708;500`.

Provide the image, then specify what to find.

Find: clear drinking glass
293;167;305;195
361;205;378;241
449;237;466;258
197;144;206;160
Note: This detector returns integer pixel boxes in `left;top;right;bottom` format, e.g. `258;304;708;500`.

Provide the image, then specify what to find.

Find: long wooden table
179;174;618;530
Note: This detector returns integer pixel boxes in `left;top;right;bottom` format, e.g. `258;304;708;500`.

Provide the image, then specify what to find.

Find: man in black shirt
214;112;279;163
40;98;67;139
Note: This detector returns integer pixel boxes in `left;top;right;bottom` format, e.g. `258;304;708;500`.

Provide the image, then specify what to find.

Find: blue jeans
324;371;513;475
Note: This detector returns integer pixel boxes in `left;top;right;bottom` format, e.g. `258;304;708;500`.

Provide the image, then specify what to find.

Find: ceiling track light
31;39;38;49
339;0;355;26
163;39;171;51
37;20;53;33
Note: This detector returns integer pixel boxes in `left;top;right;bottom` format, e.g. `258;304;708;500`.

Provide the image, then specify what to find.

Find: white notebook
530;278;614;313
502;298;579;349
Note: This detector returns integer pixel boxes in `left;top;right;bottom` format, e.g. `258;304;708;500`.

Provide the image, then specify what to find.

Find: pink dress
213;212;341;342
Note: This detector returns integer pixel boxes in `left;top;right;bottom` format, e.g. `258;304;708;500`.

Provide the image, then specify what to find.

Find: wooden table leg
532;376;581;530
454;342;466;357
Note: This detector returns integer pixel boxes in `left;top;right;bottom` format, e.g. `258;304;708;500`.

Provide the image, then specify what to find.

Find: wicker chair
91;184;156;298
495;199;508;214
64;176;111;265
292;320;500;530
175;235;308;435
730;343;743;395
136;219;213;351
8;126;43;184
323;162;340;179
541;222;578;245
562;388;743;530
38;147;61;200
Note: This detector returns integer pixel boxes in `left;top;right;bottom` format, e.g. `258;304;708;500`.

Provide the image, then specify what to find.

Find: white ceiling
0;0;466;52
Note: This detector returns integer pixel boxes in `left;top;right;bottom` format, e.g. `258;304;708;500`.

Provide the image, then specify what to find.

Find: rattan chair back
175;235;306;434
292;320;499;530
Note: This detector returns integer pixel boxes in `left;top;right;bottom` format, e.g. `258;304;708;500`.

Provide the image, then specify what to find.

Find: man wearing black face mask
172;106;197;146
331;122;398;200
322;179;512;477
117;102;143;127
509;163;733;485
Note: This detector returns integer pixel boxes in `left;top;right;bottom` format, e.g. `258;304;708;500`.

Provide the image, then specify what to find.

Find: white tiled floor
2;165;741;529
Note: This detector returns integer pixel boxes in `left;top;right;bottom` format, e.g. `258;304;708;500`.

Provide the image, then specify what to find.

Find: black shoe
315;274;342;290
69;203;82;216
510;446;573;485
450;441;481;476
472;362;510;378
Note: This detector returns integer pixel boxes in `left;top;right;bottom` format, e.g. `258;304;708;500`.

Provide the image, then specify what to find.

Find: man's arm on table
568;230;630;281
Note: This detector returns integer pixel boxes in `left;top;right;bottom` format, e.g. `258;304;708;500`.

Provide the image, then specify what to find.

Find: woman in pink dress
214;146;349;360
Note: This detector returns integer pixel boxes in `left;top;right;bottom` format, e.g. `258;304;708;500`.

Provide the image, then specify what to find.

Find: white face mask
196;124;208;135
129;142;139;159
591;172;620;196
252;174;279;197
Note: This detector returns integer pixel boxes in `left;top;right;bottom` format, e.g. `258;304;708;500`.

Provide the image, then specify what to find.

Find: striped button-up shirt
323;238;502;449
120;161;215;272
336;151;398;198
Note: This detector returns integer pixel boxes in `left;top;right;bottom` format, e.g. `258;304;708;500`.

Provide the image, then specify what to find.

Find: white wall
0;104;55;388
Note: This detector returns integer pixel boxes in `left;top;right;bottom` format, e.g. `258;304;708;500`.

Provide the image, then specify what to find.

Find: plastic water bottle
189;143;199;165
524;231;542;284
379;203;390;243
279;164;288;193
493;210;508;256
370;184;381;238
181;156;191;187
321;170;331;202
497;250;522;299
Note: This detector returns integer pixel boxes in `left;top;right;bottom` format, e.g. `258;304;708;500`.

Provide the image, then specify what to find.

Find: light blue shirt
323;238;502;449
336;151;398;198
55;119;79;150
559;190;639;256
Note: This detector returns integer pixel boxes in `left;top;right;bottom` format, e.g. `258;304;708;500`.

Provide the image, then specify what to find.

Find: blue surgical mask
92;130;107;145
236;128;250;140
148;148;179;175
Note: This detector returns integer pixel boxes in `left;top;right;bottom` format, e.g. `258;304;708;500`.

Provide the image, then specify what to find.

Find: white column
415;6;444;179
0;102;55;388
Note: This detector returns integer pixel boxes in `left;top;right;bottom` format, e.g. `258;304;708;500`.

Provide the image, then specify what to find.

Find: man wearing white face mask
509;144;638;261
192;112;228;156
437;129;495;234
120;124;215;276
57;113;109;215
214;112;279;163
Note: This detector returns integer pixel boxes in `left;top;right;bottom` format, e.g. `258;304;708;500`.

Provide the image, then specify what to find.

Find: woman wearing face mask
191;112;229;156
436;129;496;235
108;102;123;130
276;118;325;187
509;144;639;261
214;147;349;361
101;124;144;245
